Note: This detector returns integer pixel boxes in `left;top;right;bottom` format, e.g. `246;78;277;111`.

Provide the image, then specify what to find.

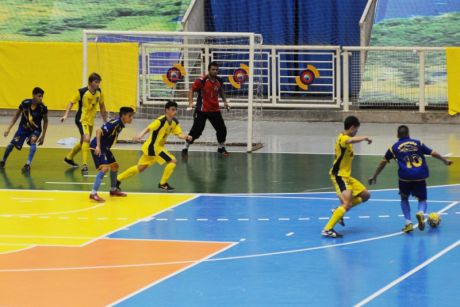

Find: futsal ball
427;212;441;228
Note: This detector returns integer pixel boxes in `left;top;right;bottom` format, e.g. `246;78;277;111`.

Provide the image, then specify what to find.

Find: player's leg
399;180;413;233
105;150;126;197
80;124;93;174
158;151;176;191
1;129;26;168
116;155;153;190
22;132;40;172
65;120;83;167
208;112;228;155
350;177;370;207
89;148;109;202
322;175;353;238
182;111;207;158
415;180;428;231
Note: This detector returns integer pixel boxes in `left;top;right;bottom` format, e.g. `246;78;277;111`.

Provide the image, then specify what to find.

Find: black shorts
91;148;116;169
399;180;427;201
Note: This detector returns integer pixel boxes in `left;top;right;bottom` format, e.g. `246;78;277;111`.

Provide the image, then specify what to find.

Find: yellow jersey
71;87;104;125
330;133;354;177
141;115;182;156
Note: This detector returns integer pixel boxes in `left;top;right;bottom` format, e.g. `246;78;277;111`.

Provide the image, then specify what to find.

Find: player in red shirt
182;62;229;158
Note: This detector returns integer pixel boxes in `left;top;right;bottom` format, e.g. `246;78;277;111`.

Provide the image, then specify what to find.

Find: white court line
108;242;239;306
12;197;54;201
45;181;105;185
354;239;460;306
0;245;36;255
286;232;295;237
214;195;453;203
1;202;458;273
0;202;105;217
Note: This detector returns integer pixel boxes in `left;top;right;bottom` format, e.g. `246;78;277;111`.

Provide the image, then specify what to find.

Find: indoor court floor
1;119;460;306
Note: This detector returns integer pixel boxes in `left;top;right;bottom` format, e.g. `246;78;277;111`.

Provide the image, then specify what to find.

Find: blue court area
110;185;460;306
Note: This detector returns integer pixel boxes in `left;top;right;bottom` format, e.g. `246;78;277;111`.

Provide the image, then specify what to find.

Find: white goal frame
82;30;262;152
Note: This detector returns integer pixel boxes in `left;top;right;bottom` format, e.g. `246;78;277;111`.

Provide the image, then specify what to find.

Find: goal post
82;30;264;152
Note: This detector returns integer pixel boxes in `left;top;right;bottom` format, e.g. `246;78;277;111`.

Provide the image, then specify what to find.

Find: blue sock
110;170;117;190
91;171;105;194
26;143;37;165
401;198;411;224
2;144;14;162
418;200;427;214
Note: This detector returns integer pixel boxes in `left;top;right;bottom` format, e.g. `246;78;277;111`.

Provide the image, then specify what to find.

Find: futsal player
117;100;192;191
182;61;229;159
368;125;452;232
60;73;108;174
89;107;134;202
322;116;372;238
0;87;48;173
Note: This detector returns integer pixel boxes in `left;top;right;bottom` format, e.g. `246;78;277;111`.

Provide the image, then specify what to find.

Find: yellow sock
117;165;140;181
324;206;346;230
66;142;82;160
81;142;89;165
160;163;176;185
352;197;363;207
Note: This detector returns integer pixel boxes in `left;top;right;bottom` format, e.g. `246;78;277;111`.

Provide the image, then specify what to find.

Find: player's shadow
0;168;36;189
184;151;228;193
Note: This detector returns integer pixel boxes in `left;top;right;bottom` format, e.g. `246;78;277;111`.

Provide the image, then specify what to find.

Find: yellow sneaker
416;212;425;231
402;223;414;233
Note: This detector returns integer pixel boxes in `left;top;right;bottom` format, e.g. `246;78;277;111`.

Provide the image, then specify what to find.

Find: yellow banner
447;47;460;116
0;42;138;111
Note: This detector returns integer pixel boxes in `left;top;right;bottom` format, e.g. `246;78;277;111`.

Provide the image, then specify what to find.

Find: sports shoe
21;164;31;173
81;164;89;175
217;147;229;156
110;189;127;197
89;193;105;203
181;148;188;160
158;183;175;191
402;223;414;233
0;161;5;169
416;212;425;231
331;207;345;227
64;157;78;168
321;228;343;238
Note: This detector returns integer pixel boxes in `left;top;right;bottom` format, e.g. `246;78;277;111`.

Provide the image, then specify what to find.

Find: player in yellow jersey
60;73;108;174
117;100;192;191
322;116;373;238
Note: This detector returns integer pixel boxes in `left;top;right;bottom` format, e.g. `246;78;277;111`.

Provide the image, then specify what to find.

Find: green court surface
1;147;458;193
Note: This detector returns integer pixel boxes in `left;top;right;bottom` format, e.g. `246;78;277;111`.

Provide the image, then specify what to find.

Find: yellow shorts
81;123;93;136
330;175;366;198
138;150;175;167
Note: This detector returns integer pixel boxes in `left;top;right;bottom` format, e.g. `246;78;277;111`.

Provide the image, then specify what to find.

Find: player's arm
368;160;389;185
172;124;192;141
133;120;160;143
346;136;372;145
4;109;21;137
94;128;103;156
219;88;229;111
188;79;201;109
99;95;108;122
431;151;453;166
37;114;48;146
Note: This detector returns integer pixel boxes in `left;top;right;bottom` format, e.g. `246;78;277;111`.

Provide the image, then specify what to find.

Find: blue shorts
91;147;116;170
10;127;41;150
399;180;427;201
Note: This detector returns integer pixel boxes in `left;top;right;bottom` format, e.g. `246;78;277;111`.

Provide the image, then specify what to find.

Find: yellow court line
0;190;196;253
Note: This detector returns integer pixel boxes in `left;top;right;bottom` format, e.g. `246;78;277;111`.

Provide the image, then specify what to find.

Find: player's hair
344;116;360;130
397;125;410;138
208;61;219;70
119;106;134;117
32;87;44;96
88;72;102;83
165;100;178;109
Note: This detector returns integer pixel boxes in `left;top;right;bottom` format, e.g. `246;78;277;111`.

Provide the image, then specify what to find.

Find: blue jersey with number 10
384;138;433;181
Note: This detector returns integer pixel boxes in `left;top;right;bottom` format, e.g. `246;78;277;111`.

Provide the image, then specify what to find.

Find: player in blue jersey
89;107;134;202
0;87;48;173
369;125;452;232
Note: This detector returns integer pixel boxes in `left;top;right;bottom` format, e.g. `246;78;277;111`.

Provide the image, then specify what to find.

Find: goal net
83;30;265;152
